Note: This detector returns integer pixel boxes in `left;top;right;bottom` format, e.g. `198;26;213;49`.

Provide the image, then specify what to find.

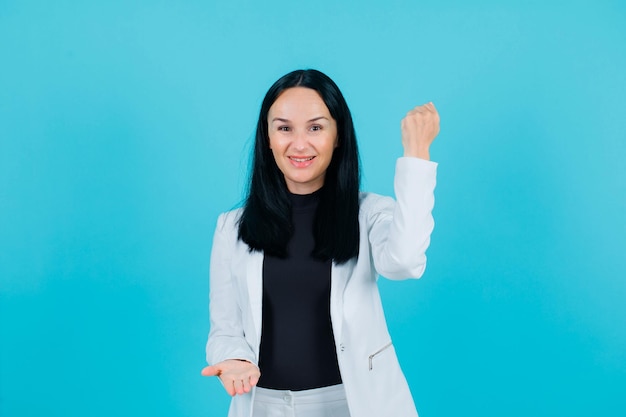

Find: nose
292;130;308;151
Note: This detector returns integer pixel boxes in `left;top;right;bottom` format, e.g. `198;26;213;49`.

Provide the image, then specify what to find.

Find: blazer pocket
368;341;393;371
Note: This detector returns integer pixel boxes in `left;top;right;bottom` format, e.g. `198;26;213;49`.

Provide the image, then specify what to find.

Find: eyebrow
271;116;329;123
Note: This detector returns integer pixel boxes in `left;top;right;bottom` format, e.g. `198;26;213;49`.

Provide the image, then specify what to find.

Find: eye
278;126;291;132
310;125;322;131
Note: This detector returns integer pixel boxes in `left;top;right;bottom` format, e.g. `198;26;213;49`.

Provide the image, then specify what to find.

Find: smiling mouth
289;156;315;162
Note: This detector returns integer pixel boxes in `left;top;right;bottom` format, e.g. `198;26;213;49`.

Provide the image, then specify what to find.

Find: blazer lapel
246;250;264;353
330;260;353;344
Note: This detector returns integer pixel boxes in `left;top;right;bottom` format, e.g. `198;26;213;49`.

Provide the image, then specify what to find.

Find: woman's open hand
201;359;261;396
401;102;440;160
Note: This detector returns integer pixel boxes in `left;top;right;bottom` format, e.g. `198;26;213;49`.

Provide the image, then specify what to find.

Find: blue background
1;1;625;416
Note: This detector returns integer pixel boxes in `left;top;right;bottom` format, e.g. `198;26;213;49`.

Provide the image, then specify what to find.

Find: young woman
202;69;440;417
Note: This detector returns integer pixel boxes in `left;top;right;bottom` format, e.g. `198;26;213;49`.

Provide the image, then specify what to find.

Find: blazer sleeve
205;212;257;365
367;157;437;280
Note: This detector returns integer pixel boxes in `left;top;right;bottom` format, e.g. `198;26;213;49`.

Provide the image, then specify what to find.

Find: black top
257;189;342;390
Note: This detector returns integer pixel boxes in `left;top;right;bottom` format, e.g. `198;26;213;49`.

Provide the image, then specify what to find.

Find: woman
202;69;440;417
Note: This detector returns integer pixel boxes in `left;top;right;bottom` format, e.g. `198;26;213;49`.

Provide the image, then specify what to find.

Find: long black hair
238;69;360;264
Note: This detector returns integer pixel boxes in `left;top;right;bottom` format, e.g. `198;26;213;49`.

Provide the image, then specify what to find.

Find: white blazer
206;157;437;417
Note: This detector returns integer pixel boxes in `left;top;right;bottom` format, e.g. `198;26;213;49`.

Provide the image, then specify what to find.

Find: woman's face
267;87;338;195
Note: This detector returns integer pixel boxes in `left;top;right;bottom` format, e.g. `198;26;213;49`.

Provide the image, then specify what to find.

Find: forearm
371;157;437;279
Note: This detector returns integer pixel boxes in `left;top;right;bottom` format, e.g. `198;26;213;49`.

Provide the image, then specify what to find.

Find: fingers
202;360;261;397
403;103;439;130
222;377;250;396
404;103;439;128
226;379;238;396
243;372;259;393
233;378;245;395
249;372;260;388
407;102;437;114
223;373;257;396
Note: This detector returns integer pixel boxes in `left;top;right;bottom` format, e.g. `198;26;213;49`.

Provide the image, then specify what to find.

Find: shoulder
215;207;244;233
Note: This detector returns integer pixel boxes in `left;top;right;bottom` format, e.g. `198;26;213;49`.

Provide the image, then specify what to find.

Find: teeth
290;156;314;162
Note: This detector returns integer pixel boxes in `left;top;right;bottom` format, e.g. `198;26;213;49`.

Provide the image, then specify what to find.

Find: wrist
403;146;430;160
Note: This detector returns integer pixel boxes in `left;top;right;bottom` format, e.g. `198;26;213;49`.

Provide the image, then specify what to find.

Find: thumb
201;365;220;377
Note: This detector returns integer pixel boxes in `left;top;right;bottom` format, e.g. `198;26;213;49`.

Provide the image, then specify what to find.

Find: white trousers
252;384;351;417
